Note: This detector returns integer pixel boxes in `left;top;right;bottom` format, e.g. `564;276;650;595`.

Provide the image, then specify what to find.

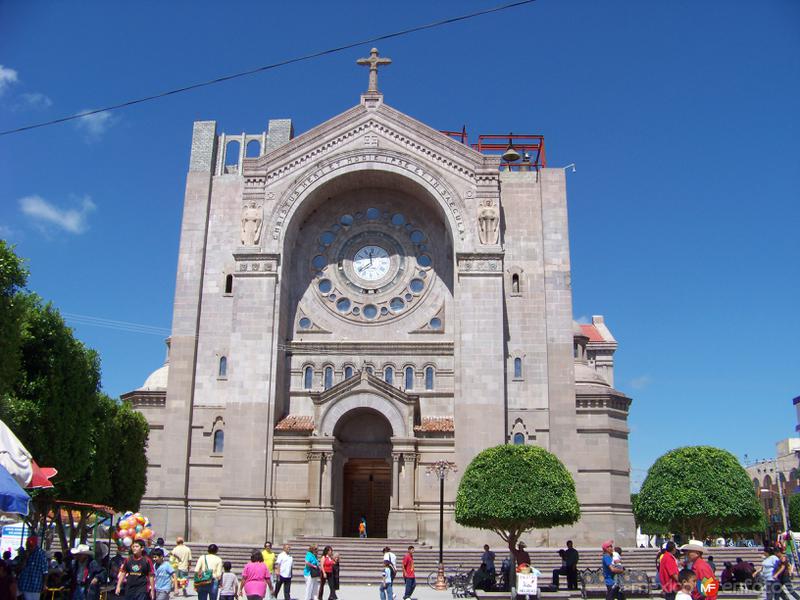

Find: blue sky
1;1;798;485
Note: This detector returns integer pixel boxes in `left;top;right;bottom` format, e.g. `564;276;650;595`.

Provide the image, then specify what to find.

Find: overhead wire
0;0;536;137
62;312;171;336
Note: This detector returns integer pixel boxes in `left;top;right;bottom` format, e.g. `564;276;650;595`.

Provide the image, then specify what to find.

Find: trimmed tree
789;494;800;531
455;444;581;554
633;446;764;539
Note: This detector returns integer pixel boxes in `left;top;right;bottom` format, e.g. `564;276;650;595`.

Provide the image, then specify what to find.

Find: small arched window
324;366;333;390
213;430;224;453
344;365;354;379
303;366;313;390
425;367;434;390
225;140;240;166
405;367;414;390
511;273;520;294
218;356;227;378
384;367;393;385
513;432;525;445
245;139;260;158
365;366;373;375
514;357;522;379
224;274;233;294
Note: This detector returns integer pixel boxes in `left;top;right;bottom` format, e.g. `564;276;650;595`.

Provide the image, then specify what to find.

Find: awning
27;460;57;489
0;464;30;516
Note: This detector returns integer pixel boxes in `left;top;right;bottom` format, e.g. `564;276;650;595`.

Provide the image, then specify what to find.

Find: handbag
194;556;214;587
309;562;320;578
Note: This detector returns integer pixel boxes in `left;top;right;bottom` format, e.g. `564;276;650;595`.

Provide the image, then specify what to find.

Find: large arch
318;391;409;437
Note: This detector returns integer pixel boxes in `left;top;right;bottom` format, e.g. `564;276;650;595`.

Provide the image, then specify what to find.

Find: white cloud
0;65;19;95
19;195;96;234
574;315;590;324
19;92;53;110
629;375;652;390
74;109;116;141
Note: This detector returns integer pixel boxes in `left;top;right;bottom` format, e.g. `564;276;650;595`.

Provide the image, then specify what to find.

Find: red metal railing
438;129;546;170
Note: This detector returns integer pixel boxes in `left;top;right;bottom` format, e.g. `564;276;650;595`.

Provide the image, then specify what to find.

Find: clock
353;245;390;282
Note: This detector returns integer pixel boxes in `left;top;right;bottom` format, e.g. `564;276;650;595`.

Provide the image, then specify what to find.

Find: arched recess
508;417;533;444
317;391;408;438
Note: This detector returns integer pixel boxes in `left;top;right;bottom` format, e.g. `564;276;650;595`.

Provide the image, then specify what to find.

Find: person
602;540;625;600
732;558;754;587
481;545;496;576
71;544;106;600
273;544;293;600
152;549;178;600
303;545;320;600
240;550;272;600
170;539;192;597
219;562;239;600
402;546;415;600
473;563;494;593
0;560;18;600
380;559;393;600
514;542;531;568
772;549;798;600
358;518;367;539
719;562;734;590
679;540;715;600
382;547;397;580
319;546;336;600
659;542;680;600
116;539;155;600
262;543;276;588
552;541;579;591
153;540;166;556
18;536;49;600
677;569;696;600
707;556;716;574
331;554;341;600
194;544;224;600
755;547;781;600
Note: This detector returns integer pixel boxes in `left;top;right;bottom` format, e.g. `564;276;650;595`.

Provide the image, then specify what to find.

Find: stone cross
356;48;391;93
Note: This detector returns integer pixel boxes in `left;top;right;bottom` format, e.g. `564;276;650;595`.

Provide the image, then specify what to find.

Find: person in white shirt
382;547;397;600
676;568;696;600
274;544;294;600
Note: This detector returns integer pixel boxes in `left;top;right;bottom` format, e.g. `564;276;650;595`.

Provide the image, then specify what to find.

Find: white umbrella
0;420;33;488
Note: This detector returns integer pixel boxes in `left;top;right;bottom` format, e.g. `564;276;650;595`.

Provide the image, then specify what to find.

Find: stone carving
241;201;263;246
356;48;392;93
478;200;499;245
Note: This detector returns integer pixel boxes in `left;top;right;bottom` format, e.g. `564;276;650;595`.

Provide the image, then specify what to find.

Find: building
745;438;800;538
123;51;636;546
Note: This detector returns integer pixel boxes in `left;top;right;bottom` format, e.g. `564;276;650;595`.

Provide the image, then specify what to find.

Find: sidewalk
180;582;450;600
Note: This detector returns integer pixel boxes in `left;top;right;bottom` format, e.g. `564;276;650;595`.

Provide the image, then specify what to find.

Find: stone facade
124;85;636;546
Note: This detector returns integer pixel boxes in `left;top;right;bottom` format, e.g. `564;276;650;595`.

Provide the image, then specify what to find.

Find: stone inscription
271;151;467;241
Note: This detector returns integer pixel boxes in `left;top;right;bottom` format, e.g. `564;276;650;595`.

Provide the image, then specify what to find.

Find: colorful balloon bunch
112;512;154;548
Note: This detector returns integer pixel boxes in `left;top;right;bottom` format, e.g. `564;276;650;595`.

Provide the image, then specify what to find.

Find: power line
0;0;536;138
63;312;170;336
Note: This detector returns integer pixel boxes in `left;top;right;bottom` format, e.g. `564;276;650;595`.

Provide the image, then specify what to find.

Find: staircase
185;539;764;586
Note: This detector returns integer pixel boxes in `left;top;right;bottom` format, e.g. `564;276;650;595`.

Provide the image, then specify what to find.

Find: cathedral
124;50;635;546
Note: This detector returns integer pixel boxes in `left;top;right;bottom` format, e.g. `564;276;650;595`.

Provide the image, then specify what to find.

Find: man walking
274;544;293;600
602;540;625;600
170;538;192;596
18;536;48;600
659;542;680;600
402;546;415;600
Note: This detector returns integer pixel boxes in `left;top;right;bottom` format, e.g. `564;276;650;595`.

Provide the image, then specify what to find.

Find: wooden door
342;459;391;537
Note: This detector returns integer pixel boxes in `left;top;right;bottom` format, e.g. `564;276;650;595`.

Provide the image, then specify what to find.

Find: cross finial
356;48;392;94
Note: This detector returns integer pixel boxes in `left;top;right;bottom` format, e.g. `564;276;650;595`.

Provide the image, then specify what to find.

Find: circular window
363;304;378;319
336;298;351;312
328;293;337;301
340;214;354;226
366;207;381;220
391;213;406;226
409;278;425;293
410;230;425;243
390;297;405;312
352;306;361;316
299;317;312;329
319;231;335;246
417;254;432;268
430;317;442;330
380;307;389;316
318;279;332;294
405;293;413;301
312;255;327;269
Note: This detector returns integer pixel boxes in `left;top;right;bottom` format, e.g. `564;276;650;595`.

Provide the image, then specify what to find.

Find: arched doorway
333;408;392;537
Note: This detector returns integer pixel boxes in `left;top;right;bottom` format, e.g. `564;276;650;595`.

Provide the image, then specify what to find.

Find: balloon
122;537;132;547
135;525;143;533
142;528;152;539
124;511;133;518
119;520;129;530
137;516;145;525
111;531;118;539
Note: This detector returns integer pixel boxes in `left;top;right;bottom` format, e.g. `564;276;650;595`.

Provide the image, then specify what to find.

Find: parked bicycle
426;564;476;597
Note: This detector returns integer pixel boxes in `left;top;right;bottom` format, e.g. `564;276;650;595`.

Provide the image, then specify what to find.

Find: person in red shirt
659;542;680;600
680;541;717;600
402;546;415;600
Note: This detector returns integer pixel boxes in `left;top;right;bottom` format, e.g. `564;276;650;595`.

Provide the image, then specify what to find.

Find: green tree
0;240;29;399
108;401;149;510
789;494;800;531
455;444;581;553
633;446;764;539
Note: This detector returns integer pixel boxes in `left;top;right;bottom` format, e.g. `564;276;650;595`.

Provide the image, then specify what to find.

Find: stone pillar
391;452;401;510
307;452;323;508
321;452;333;509
454;252;506;471
151;120;217;541
399;453;418;509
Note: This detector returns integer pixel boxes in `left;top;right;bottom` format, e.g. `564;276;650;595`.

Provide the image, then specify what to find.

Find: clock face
353;245;390;282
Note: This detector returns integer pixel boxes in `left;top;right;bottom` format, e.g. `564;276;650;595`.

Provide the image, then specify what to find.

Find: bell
502;135;521;163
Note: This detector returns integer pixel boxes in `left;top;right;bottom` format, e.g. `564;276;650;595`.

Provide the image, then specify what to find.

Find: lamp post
427;460;457;591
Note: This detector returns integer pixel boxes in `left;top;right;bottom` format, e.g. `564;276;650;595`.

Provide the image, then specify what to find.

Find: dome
574;361;609;386
141;363;169;390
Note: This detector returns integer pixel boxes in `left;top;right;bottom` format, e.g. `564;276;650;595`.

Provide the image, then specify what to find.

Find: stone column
399;453;418;509
391;452;401;510
321;452;333;509
454;252;506;471
307;452;323;508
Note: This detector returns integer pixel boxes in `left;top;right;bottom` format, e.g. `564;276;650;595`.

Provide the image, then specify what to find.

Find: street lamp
426;460;457;591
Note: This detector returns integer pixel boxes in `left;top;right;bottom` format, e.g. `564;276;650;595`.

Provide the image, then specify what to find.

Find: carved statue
478;200;499;245
241;200;263;246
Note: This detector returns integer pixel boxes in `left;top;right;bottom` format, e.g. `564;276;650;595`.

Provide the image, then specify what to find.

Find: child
152;549;179;600
380;559;393;600
219;561;239;600
612;547;625;590
677;568;696;600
